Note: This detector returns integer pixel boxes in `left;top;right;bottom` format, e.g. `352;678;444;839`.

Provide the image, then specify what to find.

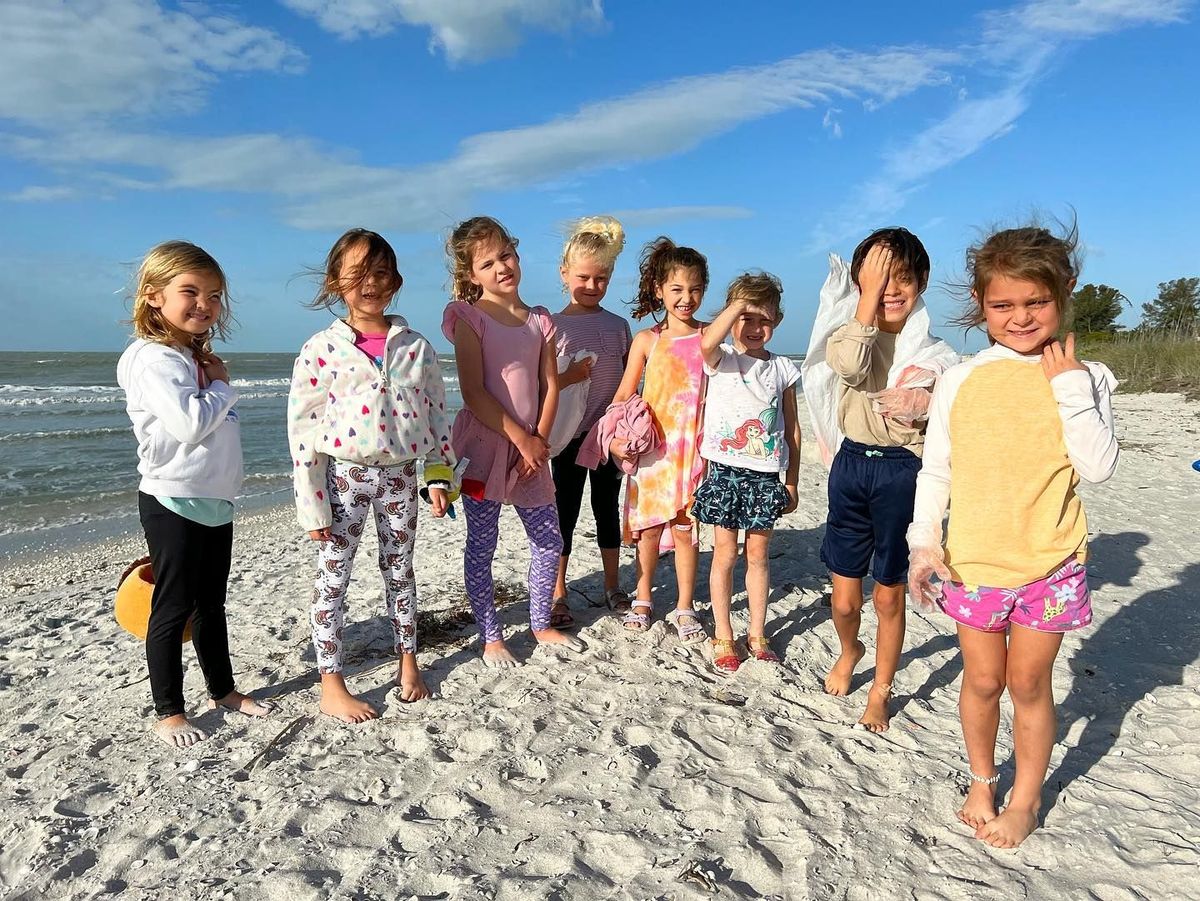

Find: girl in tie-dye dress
610;237;709;644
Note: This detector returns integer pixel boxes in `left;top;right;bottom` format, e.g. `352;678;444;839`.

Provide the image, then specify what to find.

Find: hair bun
570;215;625;254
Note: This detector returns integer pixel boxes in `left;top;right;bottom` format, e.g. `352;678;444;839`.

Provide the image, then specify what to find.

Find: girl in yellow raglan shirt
908;223;1119;850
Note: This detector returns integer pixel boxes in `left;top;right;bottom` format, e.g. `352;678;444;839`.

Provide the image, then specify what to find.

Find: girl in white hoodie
117;241;273;749
288;229;457;723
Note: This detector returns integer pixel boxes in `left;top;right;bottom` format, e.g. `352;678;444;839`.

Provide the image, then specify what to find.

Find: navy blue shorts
820;439;920;586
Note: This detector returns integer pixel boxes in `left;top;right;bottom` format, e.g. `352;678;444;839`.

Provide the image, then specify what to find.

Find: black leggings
551;433;623;557
138;493;236;718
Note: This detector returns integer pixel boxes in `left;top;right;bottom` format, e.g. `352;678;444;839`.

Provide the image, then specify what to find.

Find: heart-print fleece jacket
287;315;456;531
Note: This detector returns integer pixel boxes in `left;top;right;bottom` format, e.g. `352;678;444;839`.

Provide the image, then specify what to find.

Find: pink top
441;301;556;506
353;331;388;365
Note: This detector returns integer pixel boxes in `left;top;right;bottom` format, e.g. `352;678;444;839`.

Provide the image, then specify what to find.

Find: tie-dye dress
624;324;706;549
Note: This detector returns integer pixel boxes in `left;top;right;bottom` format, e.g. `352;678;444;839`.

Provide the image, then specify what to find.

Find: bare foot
957;780;999;831
855;682;892;733
153;714;206;749
532;627;585;653
976;804;1039;849
210;690;274;717
482;640;522;669
823;640;865;696
394;655;431;702
319;674;379;724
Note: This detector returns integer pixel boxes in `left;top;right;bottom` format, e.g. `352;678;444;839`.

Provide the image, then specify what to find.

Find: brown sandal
549;599;575;630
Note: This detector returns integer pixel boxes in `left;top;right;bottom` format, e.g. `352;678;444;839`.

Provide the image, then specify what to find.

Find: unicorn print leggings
461;496;563;644
311;460;420;673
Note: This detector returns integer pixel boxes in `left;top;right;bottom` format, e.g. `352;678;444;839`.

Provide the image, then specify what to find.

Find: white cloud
992;0;1190;39
805;0;1192;251
0;0;305;125
822;108;843;139
6;185;81;202
279;0;605;62
1;45;953;231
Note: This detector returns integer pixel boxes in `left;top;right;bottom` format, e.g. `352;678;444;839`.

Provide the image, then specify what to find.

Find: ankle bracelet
969;770;1001;785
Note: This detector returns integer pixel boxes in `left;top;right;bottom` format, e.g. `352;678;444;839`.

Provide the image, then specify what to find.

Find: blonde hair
561;215;625;272
129;240;231;353
952;221;1080;330
726;271;783;322
445;216;519;304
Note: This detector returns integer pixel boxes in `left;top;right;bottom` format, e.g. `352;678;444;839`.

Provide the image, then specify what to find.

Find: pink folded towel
576;395;662;474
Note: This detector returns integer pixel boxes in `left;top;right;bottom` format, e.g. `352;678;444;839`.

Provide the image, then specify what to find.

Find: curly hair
128;240;232;354
308;228;402;312
951;220;1080;330
630;236;709;320
561;215;625;272
850;227;930;293
445;216;519;304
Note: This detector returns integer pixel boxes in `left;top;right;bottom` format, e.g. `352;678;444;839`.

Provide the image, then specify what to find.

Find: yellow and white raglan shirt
908;344;1119;589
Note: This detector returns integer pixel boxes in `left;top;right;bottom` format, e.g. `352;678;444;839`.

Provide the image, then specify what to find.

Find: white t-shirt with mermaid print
700;345;801;474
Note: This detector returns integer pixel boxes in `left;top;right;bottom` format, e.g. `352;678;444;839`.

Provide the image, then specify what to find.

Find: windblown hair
129;240;231;354
630;236;709;321
561;215;625;272
446;216;519;304
951;219;1081;330
308;228;402;312
850;227;931;292
725;270;784;323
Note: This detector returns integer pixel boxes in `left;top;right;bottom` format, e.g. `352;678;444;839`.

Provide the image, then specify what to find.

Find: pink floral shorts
939;558;1092;633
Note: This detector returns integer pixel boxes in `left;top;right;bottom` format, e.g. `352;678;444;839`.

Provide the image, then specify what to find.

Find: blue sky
0;0;1196;354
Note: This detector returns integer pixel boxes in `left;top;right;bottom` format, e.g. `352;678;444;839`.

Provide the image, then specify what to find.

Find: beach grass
1078;333;1200;399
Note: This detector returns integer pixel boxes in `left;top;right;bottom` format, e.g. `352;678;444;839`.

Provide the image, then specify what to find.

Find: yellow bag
114;556;192;642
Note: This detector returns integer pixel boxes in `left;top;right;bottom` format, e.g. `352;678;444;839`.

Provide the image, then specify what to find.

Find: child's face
338;240;398;323
982;272;1062;354
876;262;921;333
560;254;611;309
655;266;705;323
146;270;224;339
470;238;521;298
731;303;778;353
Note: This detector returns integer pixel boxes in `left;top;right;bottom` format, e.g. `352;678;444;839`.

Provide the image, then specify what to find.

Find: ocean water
0;351;462;558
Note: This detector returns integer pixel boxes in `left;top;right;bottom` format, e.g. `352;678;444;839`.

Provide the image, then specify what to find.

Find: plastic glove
908;546;951;611
866;386;932;423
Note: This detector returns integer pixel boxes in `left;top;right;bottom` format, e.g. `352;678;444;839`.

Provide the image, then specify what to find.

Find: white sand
1;393;1198;900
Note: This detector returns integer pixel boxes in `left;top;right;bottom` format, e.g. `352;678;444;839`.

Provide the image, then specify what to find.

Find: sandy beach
1;391;1198;900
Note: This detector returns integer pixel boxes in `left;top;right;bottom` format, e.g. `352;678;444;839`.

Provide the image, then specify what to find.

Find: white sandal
622;600;652;632
666;608;707;645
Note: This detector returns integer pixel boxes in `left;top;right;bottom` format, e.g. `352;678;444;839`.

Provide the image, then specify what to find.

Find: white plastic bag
549;350;598;456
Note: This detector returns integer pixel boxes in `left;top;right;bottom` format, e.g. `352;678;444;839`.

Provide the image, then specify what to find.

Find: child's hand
866;386;931;421
562;356;595;387
858;243;893;301
201;354;230;384
783;484;798;514
1041;333;1087;381
308;528;332;542
428;487;449;518
610;437;631;465
514;430;550;474
907;546;951;611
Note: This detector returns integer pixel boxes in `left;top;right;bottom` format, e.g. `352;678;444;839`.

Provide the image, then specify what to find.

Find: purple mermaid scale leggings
462;497;563;644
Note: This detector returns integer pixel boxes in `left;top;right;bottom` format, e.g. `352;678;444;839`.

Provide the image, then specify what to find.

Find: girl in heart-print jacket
287;315;457;532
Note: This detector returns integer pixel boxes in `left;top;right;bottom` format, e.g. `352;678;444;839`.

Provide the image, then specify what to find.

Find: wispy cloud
6;185;82;202
1;45;954;231
0;0;305;126
279;0;605;62
807;0;1193;251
